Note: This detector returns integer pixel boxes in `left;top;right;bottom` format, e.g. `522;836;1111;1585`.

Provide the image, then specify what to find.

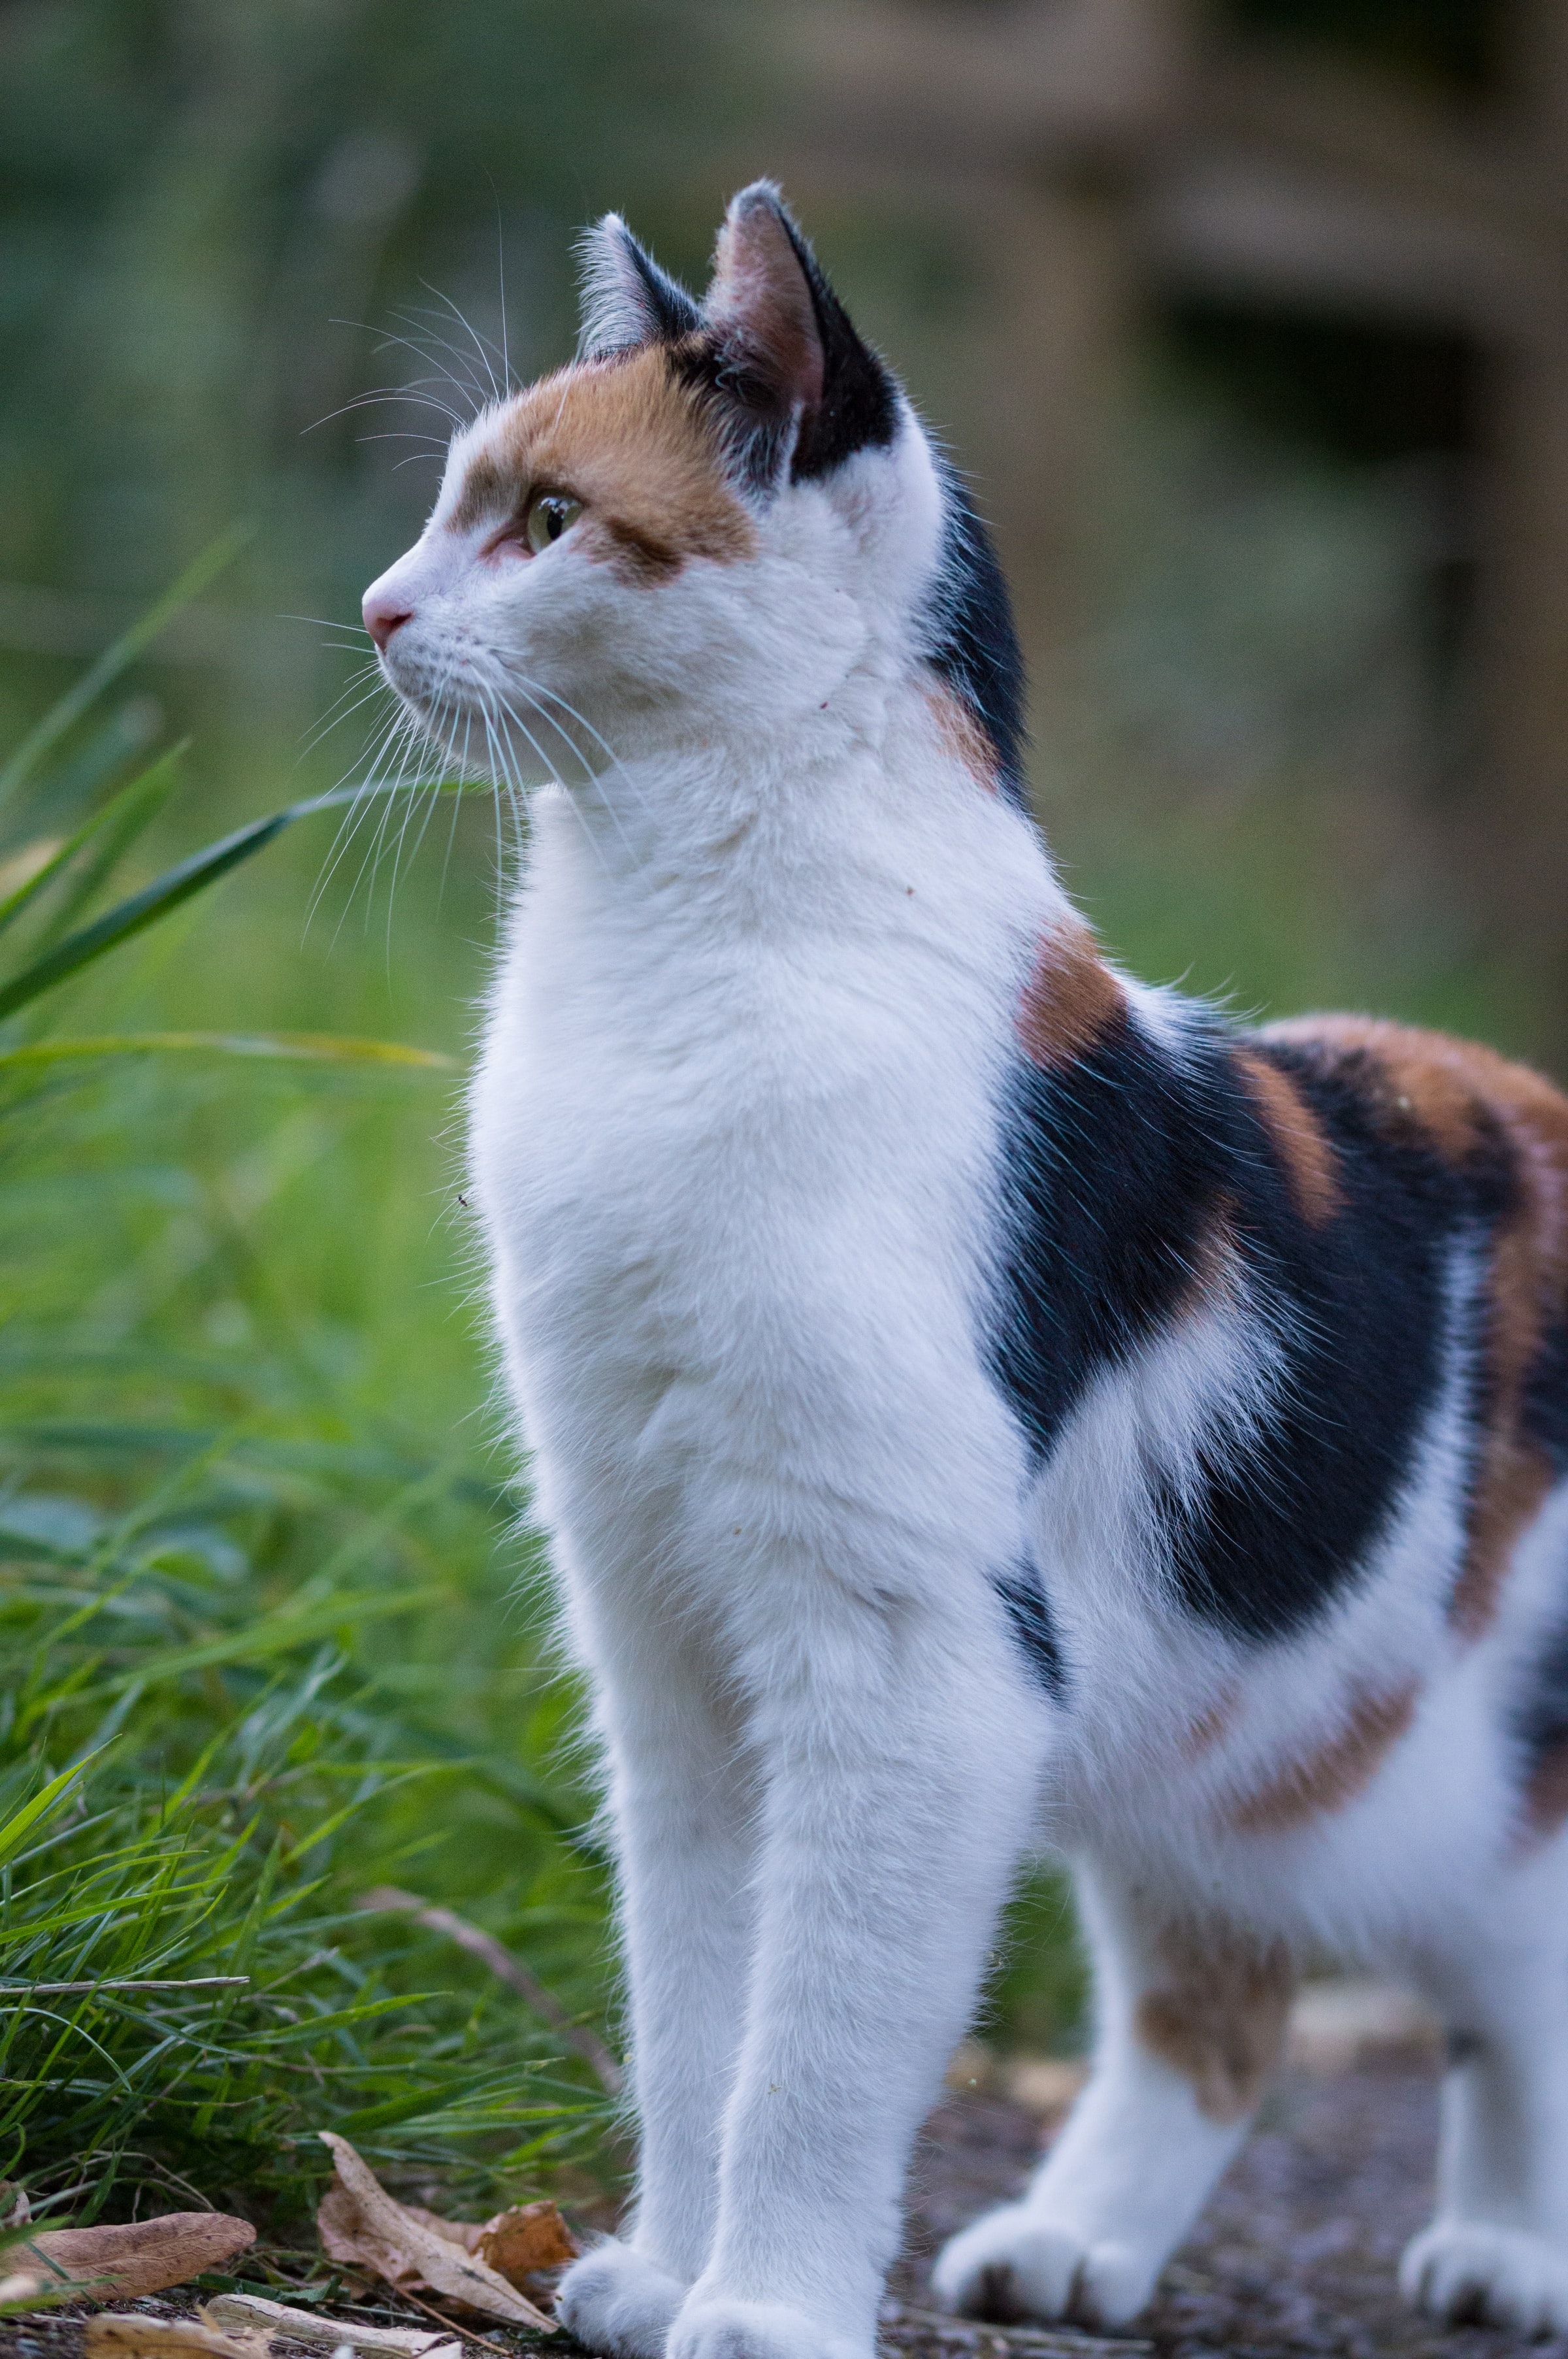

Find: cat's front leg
662;1590;1046;2359
555;1621;759;2359
932;1862;1294;2329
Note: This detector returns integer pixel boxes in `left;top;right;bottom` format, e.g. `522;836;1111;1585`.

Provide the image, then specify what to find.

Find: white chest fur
470;726;1054;1653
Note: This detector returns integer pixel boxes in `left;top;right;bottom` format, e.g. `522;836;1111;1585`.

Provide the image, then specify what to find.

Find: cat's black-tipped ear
702;182;898;487
577;214;702;359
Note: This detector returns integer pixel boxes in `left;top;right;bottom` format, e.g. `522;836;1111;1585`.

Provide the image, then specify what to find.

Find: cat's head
362;183;1024;806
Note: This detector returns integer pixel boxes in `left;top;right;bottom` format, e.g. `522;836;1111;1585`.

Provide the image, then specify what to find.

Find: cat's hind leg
932;1863;1293;2330
1401;1851;1568;2332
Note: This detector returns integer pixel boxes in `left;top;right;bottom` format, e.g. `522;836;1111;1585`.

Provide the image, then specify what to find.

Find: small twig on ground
355;1887;623;2096
387;2285;521;2355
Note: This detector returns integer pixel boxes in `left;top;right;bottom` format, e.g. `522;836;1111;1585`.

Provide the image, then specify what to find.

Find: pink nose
363;591;414;653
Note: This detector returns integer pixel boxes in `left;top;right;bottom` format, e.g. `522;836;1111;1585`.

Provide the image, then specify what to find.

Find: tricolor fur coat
362;185;1568;2359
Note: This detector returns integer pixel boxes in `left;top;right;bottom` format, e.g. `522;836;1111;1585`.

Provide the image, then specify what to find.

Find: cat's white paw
931;2203;1158;2330
666;2293;866;2359
1401;2222;1568;2332
556;2239;689;2359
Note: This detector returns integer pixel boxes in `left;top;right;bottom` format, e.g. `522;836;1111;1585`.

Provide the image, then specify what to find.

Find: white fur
363;363;1568;2357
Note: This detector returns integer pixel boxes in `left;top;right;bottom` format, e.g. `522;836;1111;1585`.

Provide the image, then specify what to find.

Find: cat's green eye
525;493;583;554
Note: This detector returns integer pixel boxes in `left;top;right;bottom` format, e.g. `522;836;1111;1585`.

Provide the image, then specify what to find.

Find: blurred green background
0;0;1556;2236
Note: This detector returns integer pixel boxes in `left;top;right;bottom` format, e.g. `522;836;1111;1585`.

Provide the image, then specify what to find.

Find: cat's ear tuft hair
577;213;702;359
699;181;899;489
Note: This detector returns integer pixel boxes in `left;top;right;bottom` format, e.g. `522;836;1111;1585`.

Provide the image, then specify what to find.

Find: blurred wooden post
958;178;1138;659
778;0;1568;1048
1473;0;1568;1032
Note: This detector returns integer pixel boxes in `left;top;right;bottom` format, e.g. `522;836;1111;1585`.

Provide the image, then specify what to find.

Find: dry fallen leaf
393;2207;480;2257
476;2204;577;2284
24;2214;257;2299
83;2315;265;2359
205;2294;458;2357
316;2135;555;2332
372;2202;577;2285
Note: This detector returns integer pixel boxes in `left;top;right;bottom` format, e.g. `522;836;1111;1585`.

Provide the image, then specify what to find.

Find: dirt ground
893;2056;1567;2359
7;2054;1567;2359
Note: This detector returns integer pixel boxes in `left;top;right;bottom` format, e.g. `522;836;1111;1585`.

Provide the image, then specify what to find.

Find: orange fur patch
1233;1049;1341;1227
925;685;998;795
1016;924;1124;1070
1266;1016;1568;1641
1226;1680;1418;1834
1135;1924;1294;2122
451;348;755;582
1180;1686;1239;1760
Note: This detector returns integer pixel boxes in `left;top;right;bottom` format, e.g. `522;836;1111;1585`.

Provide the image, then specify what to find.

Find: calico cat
361;184;1568;2359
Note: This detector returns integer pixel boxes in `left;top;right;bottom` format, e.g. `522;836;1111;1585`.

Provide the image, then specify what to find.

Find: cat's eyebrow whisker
304;382;468;436
494;203;511;395
395;301;499;410
334;318;482;414
414;283;507;404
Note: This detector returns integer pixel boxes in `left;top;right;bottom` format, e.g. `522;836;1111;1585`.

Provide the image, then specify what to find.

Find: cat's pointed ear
706;183;825;422
577;214;702;359
702;182;898;487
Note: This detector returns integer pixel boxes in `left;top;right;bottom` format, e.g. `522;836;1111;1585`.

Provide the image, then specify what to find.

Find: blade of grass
0;1752;103;1870
0;750;184;940
0;778;482;1025
0;806;300;1022
56;1583;448;1708
23;746;186;957
0;1034;457;1072
0;527;252;816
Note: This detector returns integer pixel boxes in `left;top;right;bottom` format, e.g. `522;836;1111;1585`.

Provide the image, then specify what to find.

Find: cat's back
1252;1010;1568;1641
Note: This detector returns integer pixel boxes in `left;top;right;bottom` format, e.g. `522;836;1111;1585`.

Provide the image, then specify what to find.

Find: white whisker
416;283;507;404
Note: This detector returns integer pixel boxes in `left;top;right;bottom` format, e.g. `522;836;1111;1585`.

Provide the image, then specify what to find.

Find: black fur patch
672;200;897;496
1511;1600;1568;1804
608;225;704;350
672;334;797;496
923;464;1030;814
774;210;899;482
994;1559;1068;1698
1523;1313;1568;1471
990;1019;1511;1640
991;1005;1228;1459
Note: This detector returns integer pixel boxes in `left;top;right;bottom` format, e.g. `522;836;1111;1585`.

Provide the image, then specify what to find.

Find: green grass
0;612;625;2232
